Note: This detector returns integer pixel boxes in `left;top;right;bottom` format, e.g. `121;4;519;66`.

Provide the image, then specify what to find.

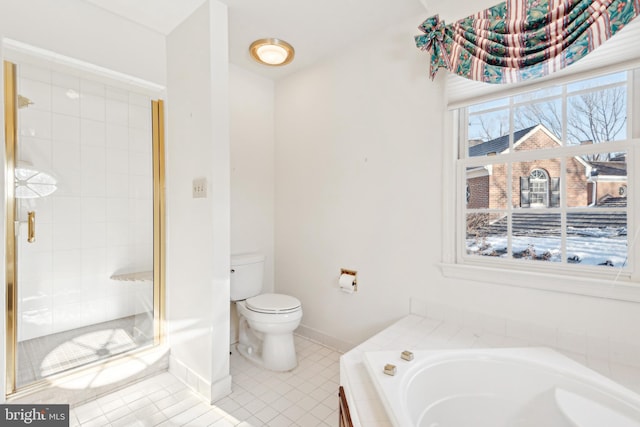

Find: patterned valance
415;0;640;84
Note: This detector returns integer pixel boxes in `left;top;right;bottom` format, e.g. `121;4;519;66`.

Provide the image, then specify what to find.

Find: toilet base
237;319;298;371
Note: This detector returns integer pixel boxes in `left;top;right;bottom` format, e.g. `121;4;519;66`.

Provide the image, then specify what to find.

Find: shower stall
3;46;165;394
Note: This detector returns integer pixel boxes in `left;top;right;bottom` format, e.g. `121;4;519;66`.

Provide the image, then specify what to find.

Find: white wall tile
53;196;82;223
52;86;80;116
557;329;588;354
587;335;610;360
19;78;52;112
132;199;152;223
15;64;156;340
80;79;105;97
19;108;52;140
18;64;51;84
107;198;129;222
81;222;107;249
18;251;52;283
81;170;106;197
19;223;53;254
52;114;81;143
53;169;81;196
82;300;107;325
106;87;128;102
129;92;150;107
82;248;108;282
19;279;53;311
81;119;106;147
51;71;80;91
81;146;107;172
106;99;128;125
52;144;81;186
32;197;54;224
129;175;152;199
106;124;129;150
52;249;82;278
19;136;53;171
107;222;130;247
52;302;84;333
81;93;106;121
129;128;151;153
129;152;151;176
20;307;53;340
81;197;107;223
53;277;83;305
106;174;128;198
129;105;150;130
106;148;129;175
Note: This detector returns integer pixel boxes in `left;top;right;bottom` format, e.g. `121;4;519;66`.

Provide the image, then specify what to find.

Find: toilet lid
246;293;301;314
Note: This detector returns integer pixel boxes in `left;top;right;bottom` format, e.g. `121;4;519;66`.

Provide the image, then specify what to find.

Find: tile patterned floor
68;336;342;426
18;316;153;388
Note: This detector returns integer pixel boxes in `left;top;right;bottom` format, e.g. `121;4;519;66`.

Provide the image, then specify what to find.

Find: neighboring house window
524;169;549;207
458;68;635;280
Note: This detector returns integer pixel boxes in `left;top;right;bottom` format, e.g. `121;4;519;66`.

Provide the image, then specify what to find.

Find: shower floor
17;315;153;388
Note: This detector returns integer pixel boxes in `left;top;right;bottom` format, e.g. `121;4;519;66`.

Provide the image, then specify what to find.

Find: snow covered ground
467;231;627;267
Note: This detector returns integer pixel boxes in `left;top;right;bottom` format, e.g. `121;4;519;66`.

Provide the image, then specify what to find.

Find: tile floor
68;336;342;426
18;316;153;388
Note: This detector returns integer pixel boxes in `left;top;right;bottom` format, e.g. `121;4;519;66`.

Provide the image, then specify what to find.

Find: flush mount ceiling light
249;38;295;66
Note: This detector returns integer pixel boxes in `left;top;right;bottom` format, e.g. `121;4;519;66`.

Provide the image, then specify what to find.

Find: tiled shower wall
15;61;153;341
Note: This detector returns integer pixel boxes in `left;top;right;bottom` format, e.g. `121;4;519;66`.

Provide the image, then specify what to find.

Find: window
457;69;637;284
526;169;550;207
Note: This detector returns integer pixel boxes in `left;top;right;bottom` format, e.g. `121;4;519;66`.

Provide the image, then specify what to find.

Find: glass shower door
5;57;162;391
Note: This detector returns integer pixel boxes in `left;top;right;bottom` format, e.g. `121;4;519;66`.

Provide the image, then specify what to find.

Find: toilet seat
246;293;301;314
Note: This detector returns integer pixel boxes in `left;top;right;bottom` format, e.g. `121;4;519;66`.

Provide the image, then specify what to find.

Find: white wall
229;64;275;343
230;64;275;293
274;12;640;350
166;0;231;402
275;14;441;348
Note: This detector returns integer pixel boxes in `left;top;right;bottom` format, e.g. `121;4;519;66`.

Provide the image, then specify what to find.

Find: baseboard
169;355;233;403
295;324;354;353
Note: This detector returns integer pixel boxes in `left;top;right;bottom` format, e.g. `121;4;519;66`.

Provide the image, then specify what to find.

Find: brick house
466;125;627;209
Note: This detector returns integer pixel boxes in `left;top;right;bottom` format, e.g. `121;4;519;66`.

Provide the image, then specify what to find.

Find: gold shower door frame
3;61;166;396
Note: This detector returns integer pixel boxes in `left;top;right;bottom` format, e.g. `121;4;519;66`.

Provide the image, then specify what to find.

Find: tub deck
340;314;640;427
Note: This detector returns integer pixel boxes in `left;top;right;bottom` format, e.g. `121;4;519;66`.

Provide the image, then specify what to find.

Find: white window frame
440;67;640;303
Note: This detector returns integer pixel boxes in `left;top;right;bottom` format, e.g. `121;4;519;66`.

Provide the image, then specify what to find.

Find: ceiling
82;0;431;80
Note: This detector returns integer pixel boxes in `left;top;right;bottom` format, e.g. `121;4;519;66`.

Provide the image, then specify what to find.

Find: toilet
231;253;303;371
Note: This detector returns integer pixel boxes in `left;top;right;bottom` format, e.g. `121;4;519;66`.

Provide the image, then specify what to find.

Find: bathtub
363;348;640;427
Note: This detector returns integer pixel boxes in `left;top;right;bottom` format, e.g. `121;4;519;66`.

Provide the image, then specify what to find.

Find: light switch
193;177;207;198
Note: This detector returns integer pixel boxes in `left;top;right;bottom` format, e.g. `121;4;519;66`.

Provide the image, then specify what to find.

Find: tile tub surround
340;314;640;427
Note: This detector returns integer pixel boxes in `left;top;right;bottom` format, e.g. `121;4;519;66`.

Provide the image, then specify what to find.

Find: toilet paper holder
340;268;358;292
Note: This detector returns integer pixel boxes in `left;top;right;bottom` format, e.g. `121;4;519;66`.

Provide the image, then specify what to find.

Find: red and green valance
415;0;640;84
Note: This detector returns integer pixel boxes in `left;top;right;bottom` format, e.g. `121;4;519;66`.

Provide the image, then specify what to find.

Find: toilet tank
230;253;265;301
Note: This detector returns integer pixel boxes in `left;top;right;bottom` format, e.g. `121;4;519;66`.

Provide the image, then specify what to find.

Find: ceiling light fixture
249;38;295;66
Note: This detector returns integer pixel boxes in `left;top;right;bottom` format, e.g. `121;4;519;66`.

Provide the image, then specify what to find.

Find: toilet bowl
236;293;302;371
231;254;303;371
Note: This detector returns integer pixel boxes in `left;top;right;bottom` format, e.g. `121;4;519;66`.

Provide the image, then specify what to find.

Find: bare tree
470;82;627;162
566;87;626;144
515;86;627;161
471;114;509;142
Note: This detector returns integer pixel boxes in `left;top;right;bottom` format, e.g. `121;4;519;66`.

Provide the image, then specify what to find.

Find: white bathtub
363;348;640;427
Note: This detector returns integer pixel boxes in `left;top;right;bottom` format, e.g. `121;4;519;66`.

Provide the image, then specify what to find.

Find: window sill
440;262;640;303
